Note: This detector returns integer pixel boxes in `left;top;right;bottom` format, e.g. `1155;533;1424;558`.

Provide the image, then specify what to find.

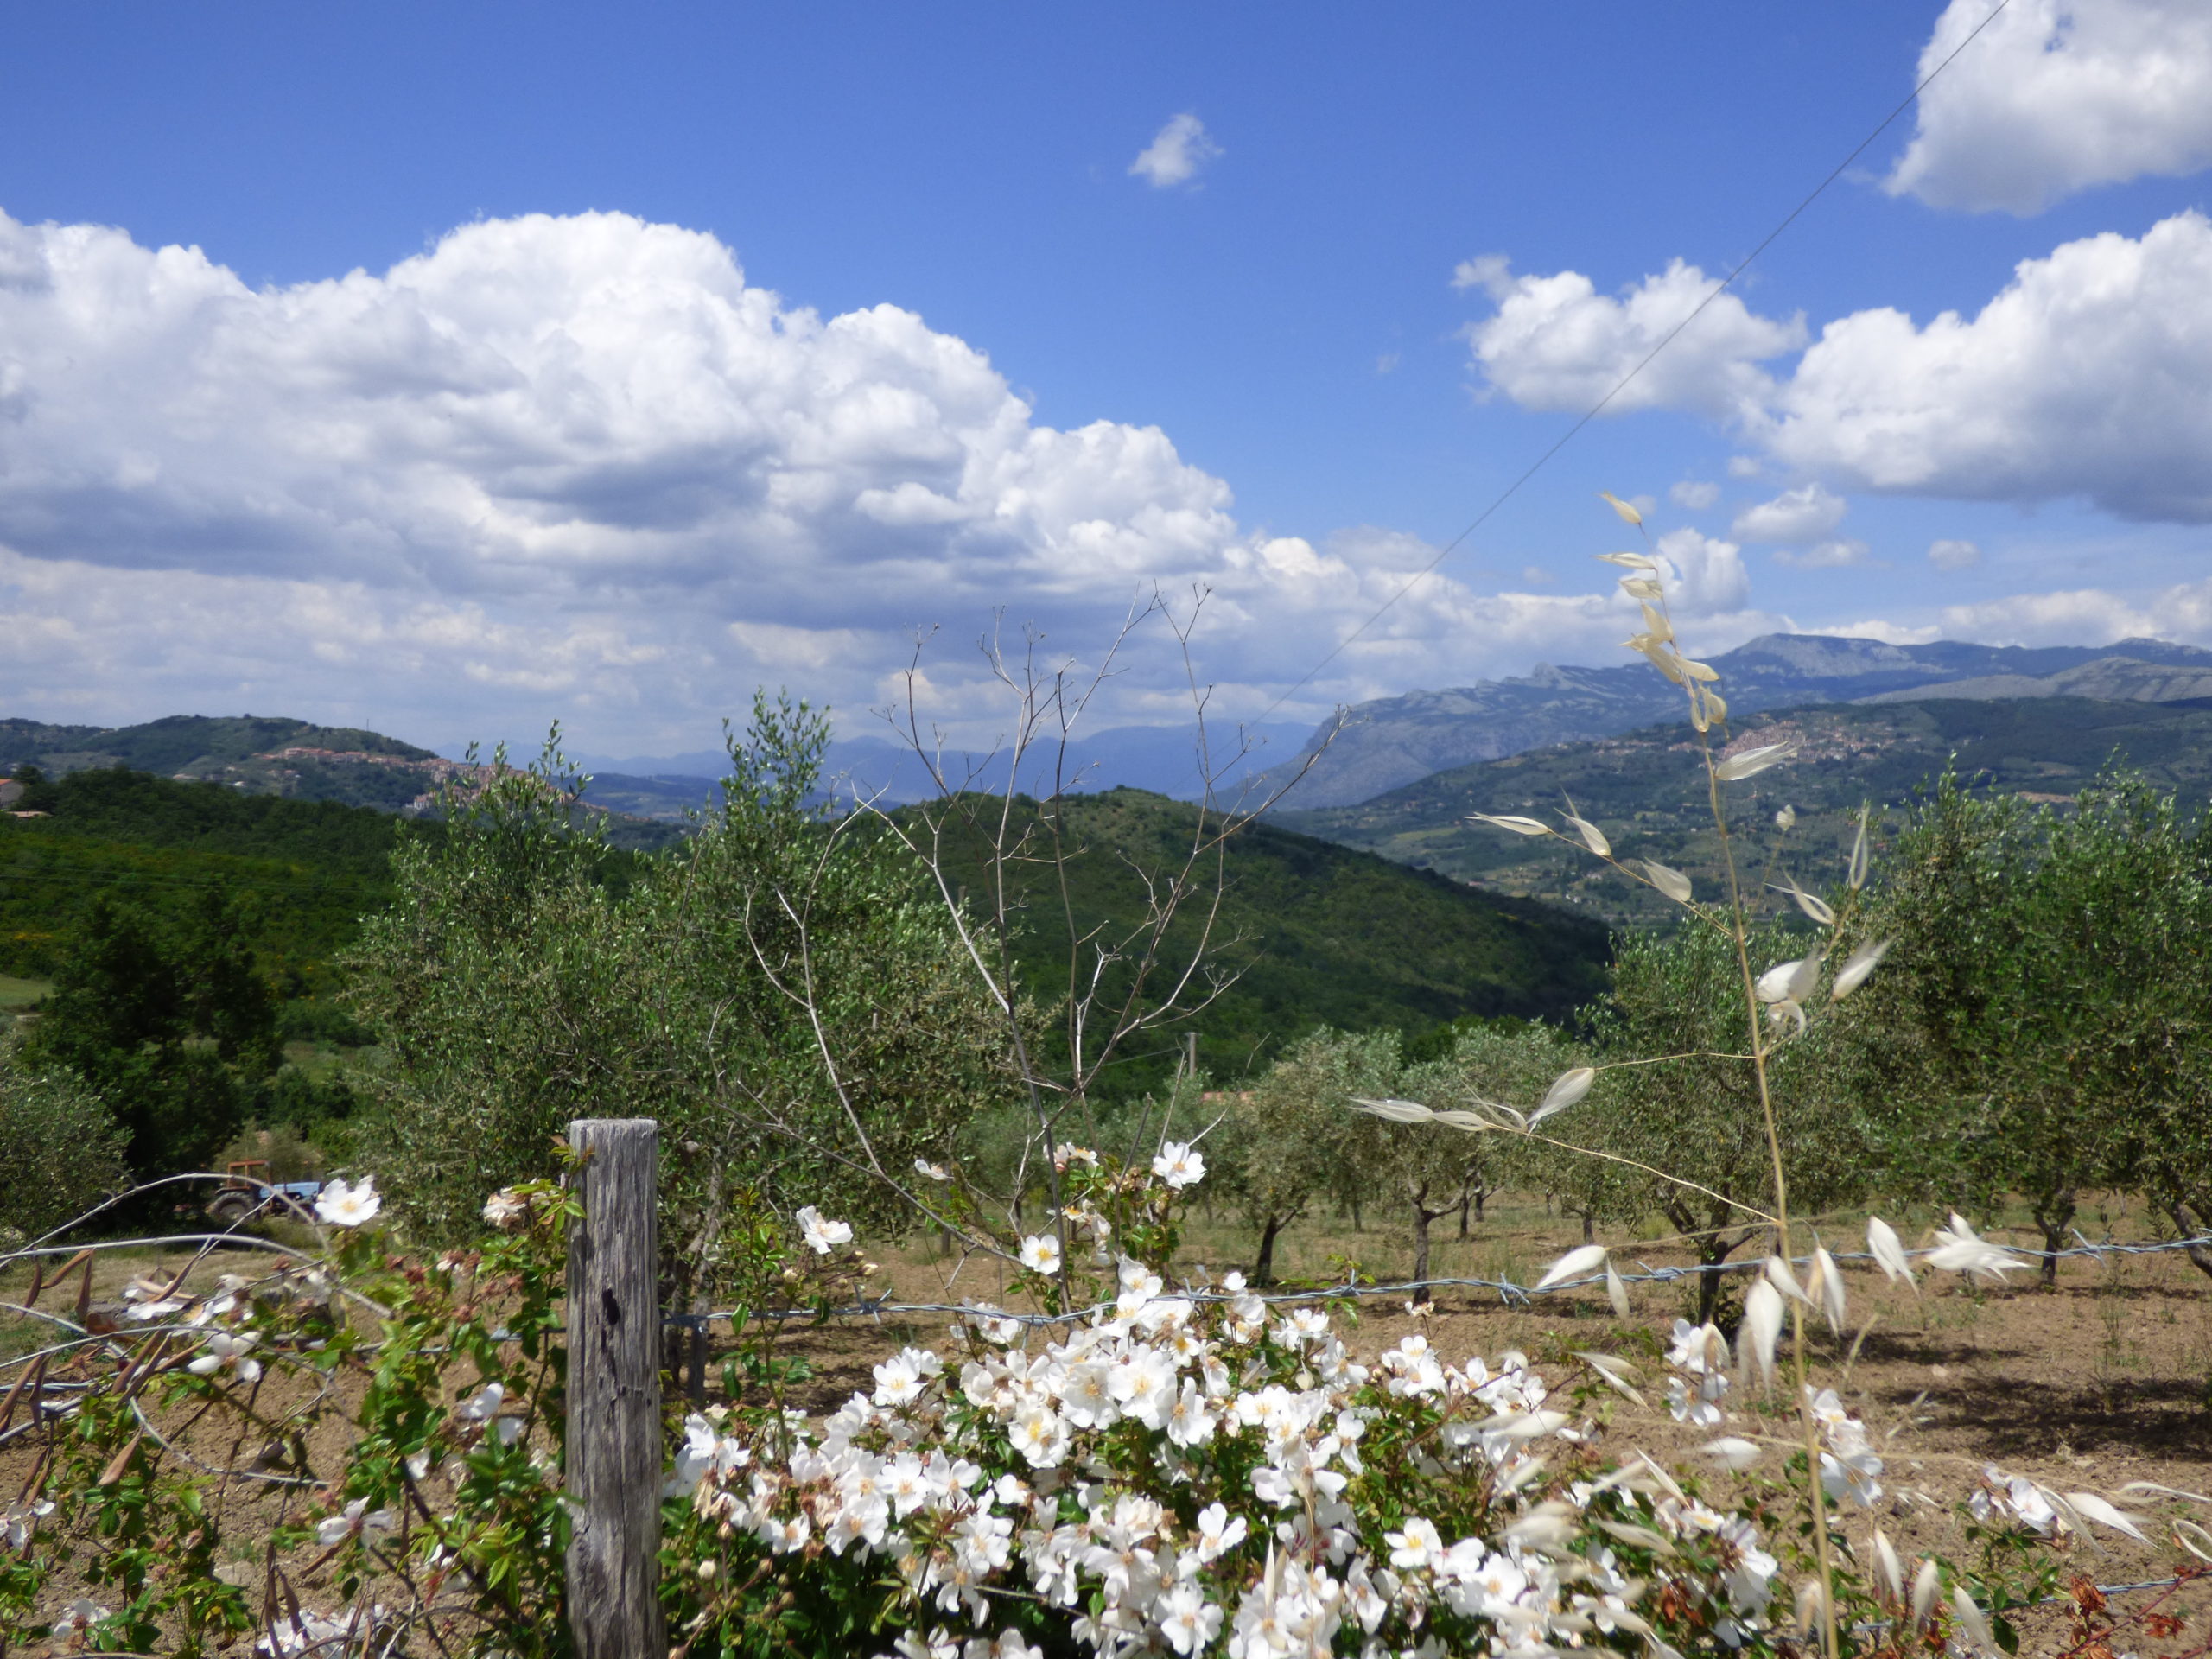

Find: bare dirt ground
6;1194;2209;1655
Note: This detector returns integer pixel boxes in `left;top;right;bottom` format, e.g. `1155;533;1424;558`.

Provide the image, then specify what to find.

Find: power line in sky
1257;0;2016;722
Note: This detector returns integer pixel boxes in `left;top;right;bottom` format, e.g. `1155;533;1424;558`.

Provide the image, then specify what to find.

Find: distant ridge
30;639;2212;827
0;712;1315;826
0;714;435;773
0;715;457;813
1857;655;2212;706
1276;691;2212;930
1257;634;2212;809
572;720;1314;810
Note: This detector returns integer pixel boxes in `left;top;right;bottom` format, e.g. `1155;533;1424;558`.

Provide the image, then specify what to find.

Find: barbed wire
6;1182;2205;1348
679;1230;2212;1331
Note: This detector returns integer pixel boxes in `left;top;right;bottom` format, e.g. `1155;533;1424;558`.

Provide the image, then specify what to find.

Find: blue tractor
205;1160;322;1228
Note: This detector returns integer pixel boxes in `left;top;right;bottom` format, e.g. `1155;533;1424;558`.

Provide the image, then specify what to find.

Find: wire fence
683;1229;2212;1331
7;1173;2207;1468
6;1157;2209;1349
12;1191;2196;1346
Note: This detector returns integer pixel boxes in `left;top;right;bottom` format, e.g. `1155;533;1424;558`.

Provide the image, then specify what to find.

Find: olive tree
1848;772;2212;1281
1484;1048;1644;1246
1217;1029;1383;1284
345;699;1015;1303
0;1045;129;1243
1402;1023;1585;1274
1306;1023;1576;1303
1595;918;1873;1325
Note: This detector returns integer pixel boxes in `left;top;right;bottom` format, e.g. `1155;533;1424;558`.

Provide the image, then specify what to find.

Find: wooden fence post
565;1118;664;1659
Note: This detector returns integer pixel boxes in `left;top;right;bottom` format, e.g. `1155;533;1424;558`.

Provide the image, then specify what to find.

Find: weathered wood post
565;1118;664;1659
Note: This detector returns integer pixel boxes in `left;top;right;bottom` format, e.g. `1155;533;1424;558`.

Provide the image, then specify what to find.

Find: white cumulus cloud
0;208;1254;607
0;205;1772;748
1669;480;1720;511
1929;537;1981;569
1649;527;1751;617
1935;585;2180;645
1887;0;2212;213
1834;580;2212;654
1732;483;1847;545
1465;212;2212;524
1129;114;1222;188
1763;211;2212;521
1455;255;1804;420
1820;616;1944;646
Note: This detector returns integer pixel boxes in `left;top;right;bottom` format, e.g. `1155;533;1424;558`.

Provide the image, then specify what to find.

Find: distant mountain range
0;711;1313;826
570;721;1313;817
1276;692;2212;929
18;632;2212;833
1255;634;2212;809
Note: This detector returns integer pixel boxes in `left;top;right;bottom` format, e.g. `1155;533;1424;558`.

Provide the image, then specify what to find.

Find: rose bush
0;1148;2113;1658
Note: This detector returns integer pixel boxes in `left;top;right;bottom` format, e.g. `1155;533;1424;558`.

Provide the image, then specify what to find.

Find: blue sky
3;1;2211;756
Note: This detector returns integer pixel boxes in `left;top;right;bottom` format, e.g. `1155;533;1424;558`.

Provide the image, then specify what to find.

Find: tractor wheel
207;1195;256;1229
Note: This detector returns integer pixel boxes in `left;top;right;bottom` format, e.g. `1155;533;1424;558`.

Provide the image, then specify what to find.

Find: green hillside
1;759;1610;1099
0;713;437;772
0;767;415;982
914;787;1612;1092
0;714;453;810
1276;695;2212;927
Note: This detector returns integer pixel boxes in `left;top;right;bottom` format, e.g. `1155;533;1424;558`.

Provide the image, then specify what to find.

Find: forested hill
0;766;681;983
2;767;1611;1072
912;787;1611;1089
0;766;418;982
0;714;446;810
1277;693;2212;929
0;713;436;772
4;764;414;867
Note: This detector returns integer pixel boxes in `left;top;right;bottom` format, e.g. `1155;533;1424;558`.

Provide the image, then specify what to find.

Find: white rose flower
795;1205;854;1255
315;1175;381;1228
315;1497;397;1547
1017;1234;1061;1275
480;1188;528;1228
188;1330;262;1384
1151;1141;1205;1190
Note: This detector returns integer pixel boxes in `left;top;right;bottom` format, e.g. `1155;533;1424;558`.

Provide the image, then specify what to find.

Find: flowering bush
651;1151;2088;1659
660;1278;1802;1657
2;1176;578;1656
2;1148;2145;1659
